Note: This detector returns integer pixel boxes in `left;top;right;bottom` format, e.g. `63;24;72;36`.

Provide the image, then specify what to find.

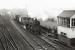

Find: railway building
57;10;75;46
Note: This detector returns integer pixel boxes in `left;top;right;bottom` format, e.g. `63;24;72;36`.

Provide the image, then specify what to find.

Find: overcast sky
0;0;75;20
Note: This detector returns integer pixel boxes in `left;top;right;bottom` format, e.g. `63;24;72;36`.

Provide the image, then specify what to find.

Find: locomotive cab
57;10;75;46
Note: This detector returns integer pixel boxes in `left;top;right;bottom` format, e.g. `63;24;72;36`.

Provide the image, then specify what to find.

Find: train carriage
57;10;75;46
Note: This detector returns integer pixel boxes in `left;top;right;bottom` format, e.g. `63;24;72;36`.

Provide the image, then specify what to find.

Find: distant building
57;10;75;46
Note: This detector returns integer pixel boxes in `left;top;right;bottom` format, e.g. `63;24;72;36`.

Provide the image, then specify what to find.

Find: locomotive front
28;18;41;35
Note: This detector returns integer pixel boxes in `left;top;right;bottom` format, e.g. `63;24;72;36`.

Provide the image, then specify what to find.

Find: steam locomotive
15;15;41;35
14;15;58;38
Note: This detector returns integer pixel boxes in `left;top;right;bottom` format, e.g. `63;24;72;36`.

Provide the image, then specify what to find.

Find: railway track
0;16;18;50
40;29;73;50
12;20;45;50
0;24;18;50
14;20;59;50
31;34;59;50
0;16;26;50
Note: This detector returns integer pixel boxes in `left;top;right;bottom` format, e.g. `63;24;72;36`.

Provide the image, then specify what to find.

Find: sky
0;0;75;20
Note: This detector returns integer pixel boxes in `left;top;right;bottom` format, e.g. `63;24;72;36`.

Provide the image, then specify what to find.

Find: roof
57;10;75;18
